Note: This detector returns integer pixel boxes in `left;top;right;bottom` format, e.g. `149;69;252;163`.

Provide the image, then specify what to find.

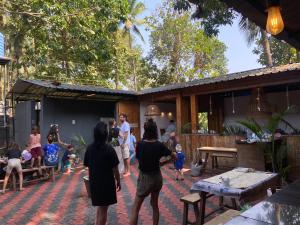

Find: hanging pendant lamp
145;104;161;117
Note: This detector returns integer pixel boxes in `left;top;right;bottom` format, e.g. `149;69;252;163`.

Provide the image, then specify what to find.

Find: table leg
202;153;209;170
182;203;188;225
196;192;207;225
231;198;237;210
219;196;224;209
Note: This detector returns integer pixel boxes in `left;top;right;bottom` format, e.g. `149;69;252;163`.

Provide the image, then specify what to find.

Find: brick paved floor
0;164;220;225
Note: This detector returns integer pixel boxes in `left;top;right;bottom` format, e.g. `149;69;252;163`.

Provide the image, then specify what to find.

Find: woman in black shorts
130;120;175;225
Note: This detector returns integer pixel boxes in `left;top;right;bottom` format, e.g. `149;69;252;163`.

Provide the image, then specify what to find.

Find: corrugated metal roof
10;63;300;100
138;63;300;95
18;79;136;96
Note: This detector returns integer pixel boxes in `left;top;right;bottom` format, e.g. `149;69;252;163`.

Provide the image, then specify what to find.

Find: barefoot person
84;122;121;225
118;113;131;177
2;142;24;193
28;126;42;175
130;120;175;225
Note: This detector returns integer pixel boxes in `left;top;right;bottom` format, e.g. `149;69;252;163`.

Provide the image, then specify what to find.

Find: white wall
140;102;176;138
224;90;300;133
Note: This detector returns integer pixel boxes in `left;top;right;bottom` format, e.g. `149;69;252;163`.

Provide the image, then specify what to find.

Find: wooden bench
203;209;240;225
211;153;237;169
180;193;201;225
11;166;55;190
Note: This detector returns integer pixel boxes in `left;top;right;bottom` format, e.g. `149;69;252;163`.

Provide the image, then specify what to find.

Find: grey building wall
40;97;115;146
15;101;36;149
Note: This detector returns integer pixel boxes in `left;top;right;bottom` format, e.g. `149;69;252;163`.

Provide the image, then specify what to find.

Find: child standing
2;142;24;193
61;145;73;174
129;127;137;165
28;126;42;176
175;144;185;181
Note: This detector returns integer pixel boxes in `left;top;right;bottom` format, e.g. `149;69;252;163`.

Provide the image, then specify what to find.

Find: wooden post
190;95;198;134
176;94;182;134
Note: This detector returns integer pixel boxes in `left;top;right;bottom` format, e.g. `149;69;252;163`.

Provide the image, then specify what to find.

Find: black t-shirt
84;143;119;206
6;149;21;160
136;140;172;174
108;127;120;143
84;143;119;176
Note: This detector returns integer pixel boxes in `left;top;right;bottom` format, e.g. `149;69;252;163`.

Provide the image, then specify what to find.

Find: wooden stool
203;209;240;225
180;193;201;225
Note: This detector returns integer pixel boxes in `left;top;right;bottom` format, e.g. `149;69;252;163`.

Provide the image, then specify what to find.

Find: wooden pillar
190;95;198;134
176;94;182;134
176;94;190;134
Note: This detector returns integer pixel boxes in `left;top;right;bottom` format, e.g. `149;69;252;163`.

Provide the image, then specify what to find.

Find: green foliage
71;134;87;159
238;106;297;177
174;0;236;36
147;0;227;85
222;124;246;136
253;36;300;66
2;0;156;90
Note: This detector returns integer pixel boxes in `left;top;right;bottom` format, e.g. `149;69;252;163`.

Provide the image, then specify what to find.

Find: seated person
43;134;59;167
2;142;24;193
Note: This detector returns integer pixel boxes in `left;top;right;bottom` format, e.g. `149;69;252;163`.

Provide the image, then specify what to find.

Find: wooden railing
179;134;237;163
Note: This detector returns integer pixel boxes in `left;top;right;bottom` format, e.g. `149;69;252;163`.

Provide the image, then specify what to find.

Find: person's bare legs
95;206;108;225
150;192;160;225
37;156;42;175
124;158;130;176
2;172;11;193
18;171;24;191
30;158;35;168
130;195;145;225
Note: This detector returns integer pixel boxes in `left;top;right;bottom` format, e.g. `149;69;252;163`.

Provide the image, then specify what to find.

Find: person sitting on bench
2;142;24;193
43;134;59;167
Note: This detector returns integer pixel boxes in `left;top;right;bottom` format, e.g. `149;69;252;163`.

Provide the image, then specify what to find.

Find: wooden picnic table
191;168;279;225
196;147;237;170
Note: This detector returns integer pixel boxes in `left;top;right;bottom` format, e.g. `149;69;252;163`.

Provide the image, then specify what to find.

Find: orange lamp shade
266;6;284;35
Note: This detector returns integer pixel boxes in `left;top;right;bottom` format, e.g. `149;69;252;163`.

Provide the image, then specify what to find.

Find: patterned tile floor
0;164;220;225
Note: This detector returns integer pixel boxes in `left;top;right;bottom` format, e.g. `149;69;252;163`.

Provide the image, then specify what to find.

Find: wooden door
116;101;140;140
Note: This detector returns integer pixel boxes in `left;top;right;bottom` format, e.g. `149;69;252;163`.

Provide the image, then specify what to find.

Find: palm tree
239;16;273;67
122;0;145;91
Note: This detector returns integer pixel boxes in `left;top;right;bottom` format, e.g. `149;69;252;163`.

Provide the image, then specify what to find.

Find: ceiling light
266;1;284;35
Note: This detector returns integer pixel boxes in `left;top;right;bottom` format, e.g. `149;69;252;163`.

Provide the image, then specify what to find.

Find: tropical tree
1;0;130;87
254;36;300;67
147;0;227;84
174;0;236;36
121;0;146;91
239;17;273;66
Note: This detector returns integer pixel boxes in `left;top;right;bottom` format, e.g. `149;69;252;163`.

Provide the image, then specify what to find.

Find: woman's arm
159;152;176;167
113;166;121;192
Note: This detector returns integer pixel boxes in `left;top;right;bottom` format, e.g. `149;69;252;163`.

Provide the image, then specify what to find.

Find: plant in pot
238;106;297;183
71;135;90;197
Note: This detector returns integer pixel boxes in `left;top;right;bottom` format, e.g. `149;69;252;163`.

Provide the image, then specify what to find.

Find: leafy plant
238;106;297;178
71;134;87;160
222;124;246;136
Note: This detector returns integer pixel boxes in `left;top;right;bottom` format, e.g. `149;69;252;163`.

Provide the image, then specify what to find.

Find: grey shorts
136;171;163;197
6;158;22;173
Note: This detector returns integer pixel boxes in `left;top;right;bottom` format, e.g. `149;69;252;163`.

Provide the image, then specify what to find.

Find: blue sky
136;0;261;74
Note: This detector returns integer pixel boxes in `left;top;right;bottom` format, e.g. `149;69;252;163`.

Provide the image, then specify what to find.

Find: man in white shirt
118;113;131;177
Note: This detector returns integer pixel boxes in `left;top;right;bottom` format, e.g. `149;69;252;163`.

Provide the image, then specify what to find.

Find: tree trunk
261;29;273;66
